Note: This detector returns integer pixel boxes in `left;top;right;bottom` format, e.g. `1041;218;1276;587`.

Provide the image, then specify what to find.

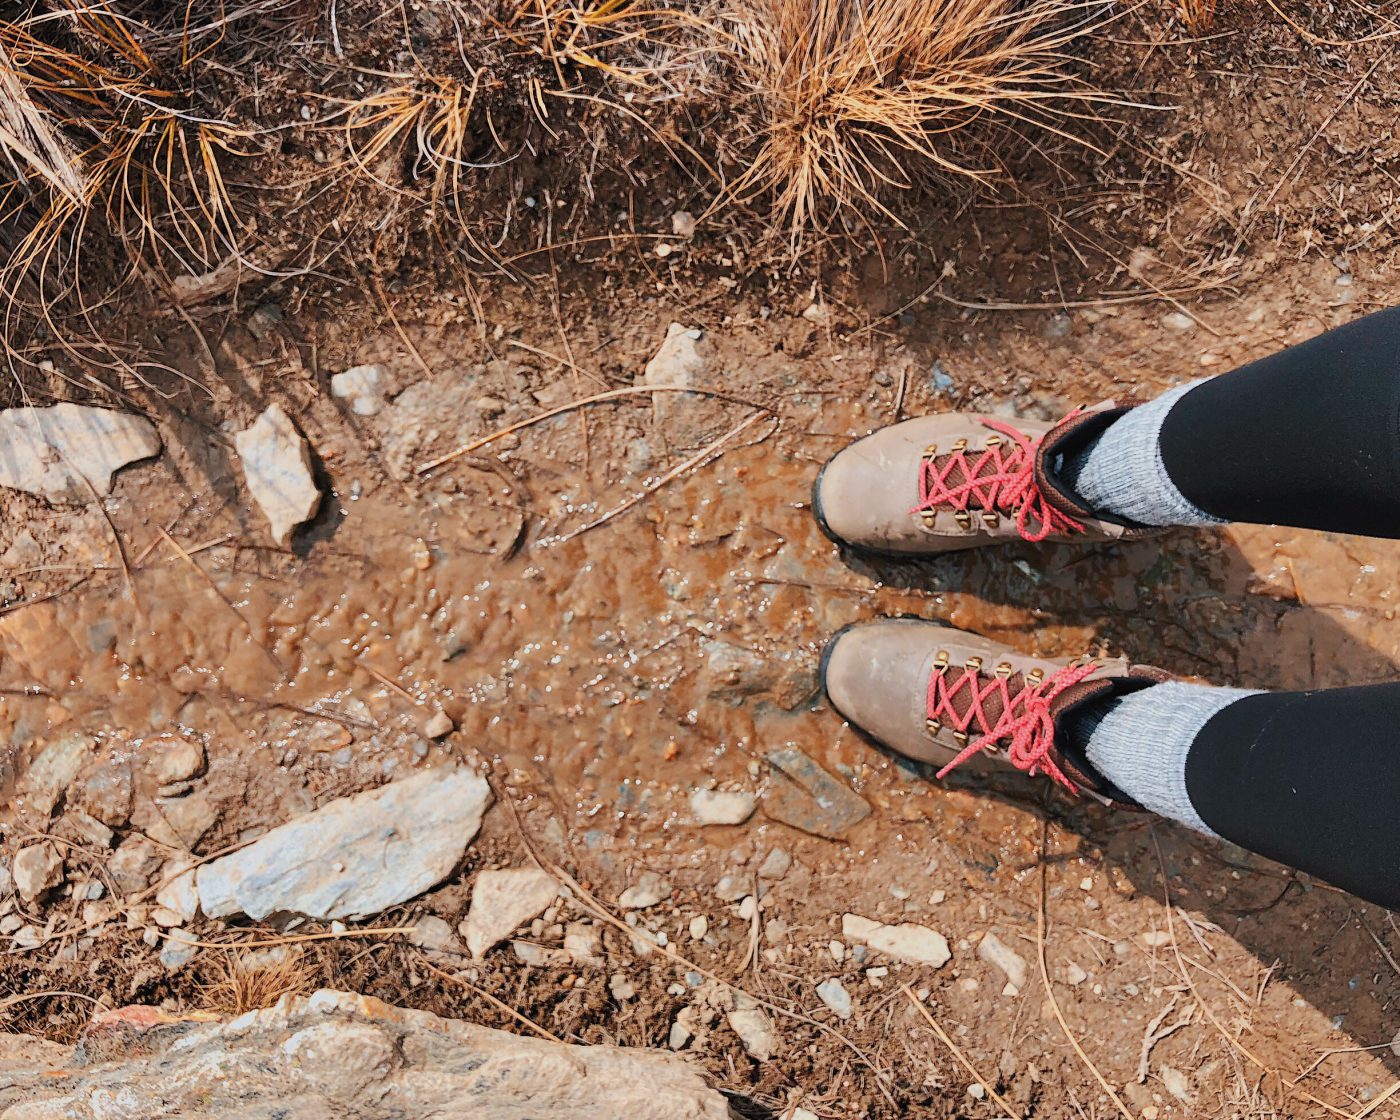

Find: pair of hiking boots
814;403;1169;805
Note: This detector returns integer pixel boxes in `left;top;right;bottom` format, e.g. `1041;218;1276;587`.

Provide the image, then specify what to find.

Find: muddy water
5;376;1400;871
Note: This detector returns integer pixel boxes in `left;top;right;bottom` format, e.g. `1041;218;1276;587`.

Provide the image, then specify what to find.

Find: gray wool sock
1060;381;1225;527
1080;682;1260;836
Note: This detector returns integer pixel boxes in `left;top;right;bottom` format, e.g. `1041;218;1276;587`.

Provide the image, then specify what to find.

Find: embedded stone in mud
762;748;871;839
195;767;492;922
232;404;322;545
0;404;160;503
0;990;733;1119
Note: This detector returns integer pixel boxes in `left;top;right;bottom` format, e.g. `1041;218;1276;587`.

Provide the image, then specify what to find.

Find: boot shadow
834;525;1400;1084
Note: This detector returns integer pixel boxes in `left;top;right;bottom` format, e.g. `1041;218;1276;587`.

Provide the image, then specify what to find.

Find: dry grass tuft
506;0;693;84
197;948;314;1016
0;1;253;388
721;0;1110;231
1175;0;1218;35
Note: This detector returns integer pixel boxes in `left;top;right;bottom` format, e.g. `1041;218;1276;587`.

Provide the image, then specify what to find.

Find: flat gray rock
196;768;492;921
233;404;322;545
762;748;870;839
0;990;732;1119
0;404;160;502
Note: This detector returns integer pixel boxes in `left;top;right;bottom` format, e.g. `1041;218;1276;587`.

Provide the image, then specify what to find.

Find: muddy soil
6;10;1400;1120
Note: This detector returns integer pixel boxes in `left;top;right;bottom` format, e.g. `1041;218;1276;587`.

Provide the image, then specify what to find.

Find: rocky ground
5;7;1400;1119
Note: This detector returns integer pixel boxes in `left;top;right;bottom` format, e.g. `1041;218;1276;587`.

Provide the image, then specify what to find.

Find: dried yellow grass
197;948;314;1016
0;5;249;326
722;0;1110;230
1176;0;1218;35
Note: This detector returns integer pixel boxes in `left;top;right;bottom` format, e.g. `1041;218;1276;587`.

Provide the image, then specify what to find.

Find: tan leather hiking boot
821;618;1170;799
812;405;1158;554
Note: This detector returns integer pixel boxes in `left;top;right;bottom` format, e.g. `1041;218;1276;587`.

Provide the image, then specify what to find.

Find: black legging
1161;305;1400;537
1187;686;1400;909
1154;308;1400;909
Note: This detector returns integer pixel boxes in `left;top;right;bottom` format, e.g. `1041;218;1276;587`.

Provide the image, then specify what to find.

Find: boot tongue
1034;406;1138;525
1048;676;1119;724
1047;677;1130;801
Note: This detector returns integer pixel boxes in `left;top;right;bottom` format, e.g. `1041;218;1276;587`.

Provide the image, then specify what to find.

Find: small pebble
609;973;637;1001
423;711;454;739
815;977;852;1020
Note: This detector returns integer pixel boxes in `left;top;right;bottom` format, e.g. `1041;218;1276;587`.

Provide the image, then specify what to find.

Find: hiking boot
820;618;1171;799
812;404;1159;554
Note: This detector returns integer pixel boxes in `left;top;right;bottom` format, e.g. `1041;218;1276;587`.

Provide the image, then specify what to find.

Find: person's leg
1066;306;1400;537
1184;685;1400;909
815;306;1400;552
1067;680;1400;909
823;619;1400;911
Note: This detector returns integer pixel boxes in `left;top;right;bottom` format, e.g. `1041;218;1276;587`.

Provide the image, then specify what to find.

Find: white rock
619;872;669;910
1065;962;1088;986
977;932;1029;991
423;711;454;739
1140;930;1172;948
737;895;757;921
330;364;388;416
24;732;94;817
688;789;755;826
1161;1065;1192;1104
12;924;41;949
671;211;696;238
150;905;185;927
668;1021;692;1050
689;915;709;941
828;940;845;963
160;929;199;970
196;767;491;921
786;1110;818;1120
714;874;746;902
815;978;852;1020
512;942;569;968
145;734;205;786
155;861;199;923
13;843;63;902
233;404;323;545
726;1006;777;1061
409;915;460;957
1162;311;1195;332
840;913;951;968
564;922;603;967
461;868;560;958
643;323;708;388
609;973;637;1001
756;848;791;880
0;404;160;502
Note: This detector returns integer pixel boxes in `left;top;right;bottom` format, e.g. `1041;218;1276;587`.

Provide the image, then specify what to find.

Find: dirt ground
6;5;1400;1119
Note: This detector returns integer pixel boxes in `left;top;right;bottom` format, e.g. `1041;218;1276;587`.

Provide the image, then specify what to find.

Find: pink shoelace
913;416;1085;542
930;659;1102;791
